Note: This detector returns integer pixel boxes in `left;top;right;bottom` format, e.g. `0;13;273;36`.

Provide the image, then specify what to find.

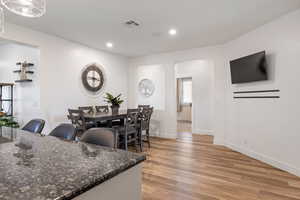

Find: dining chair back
119;109;140;151
140;107;153;129
94;105;110;127
80;128;117;148
95;105;109;113
68;109;87;137
138;105;150;112
126;109;139;128
78;106;94;114
49;123;76;141
22;119;45;134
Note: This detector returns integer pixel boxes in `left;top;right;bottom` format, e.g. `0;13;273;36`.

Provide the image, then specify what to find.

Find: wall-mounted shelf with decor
15;79;33;83
13;61;34;83
13;70;34;74
16;62;34;67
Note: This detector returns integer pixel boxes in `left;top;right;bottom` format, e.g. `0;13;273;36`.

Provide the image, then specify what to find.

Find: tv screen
230;51;267;84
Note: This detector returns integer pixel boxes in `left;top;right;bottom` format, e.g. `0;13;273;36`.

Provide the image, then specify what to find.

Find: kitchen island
0;128;146;200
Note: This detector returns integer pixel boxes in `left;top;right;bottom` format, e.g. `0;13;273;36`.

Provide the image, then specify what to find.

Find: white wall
223;9;300;176
135;65;165;110
0;43;40;125
129;64;166;136
175;60;214;133
129;46;225;139
0;23;129;133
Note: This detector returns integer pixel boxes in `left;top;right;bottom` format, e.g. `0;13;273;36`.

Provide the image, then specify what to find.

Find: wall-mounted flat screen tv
230;51;267;84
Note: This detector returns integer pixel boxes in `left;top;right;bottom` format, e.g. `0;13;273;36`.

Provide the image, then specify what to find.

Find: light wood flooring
142;134;300;200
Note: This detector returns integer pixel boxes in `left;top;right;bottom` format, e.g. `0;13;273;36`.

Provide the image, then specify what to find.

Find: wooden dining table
83;110;128;127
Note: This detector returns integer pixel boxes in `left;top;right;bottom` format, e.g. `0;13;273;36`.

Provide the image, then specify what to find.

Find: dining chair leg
146;129;150;148
107;120;113;128
134;132;139;152
124;133;128;151
139;129;143;152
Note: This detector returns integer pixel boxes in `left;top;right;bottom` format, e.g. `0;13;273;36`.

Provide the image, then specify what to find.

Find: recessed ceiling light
169;29;177;36
106;42;113;48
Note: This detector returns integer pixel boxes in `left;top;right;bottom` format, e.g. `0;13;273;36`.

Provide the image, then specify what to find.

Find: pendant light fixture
0;7;3;33
1;0;46;18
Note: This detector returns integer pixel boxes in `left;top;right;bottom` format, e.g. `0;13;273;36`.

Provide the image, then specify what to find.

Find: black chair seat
80;128;117;148
49;123;76;141
22;119;45;134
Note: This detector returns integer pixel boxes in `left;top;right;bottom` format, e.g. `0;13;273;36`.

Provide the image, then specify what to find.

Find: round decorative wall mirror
81;64;105;93
138;79;155;97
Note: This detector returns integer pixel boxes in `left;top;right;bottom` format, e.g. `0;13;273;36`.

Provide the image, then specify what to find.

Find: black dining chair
116;109;140;151
95;106;109;127
68;109;94;138
140;107;153;148
22;119;45;134
78;106;94;114
49;123;76;141
80;128;117;148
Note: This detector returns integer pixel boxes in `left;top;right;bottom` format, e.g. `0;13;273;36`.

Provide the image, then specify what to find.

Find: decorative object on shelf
104;93;124;114
81;63;105;93
1;0;46;18
0;83;13;116
0;7;3;33
0;116;19;128
13;61;34;83
138;79;155;97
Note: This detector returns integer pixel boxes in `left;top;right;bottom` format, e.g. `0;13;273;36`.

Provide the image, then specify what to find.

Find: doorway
175;60;214;137
176;77;193;134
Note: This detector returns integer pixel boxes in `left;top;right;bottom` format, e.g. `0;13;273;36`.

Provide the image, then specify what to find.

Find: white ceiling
4;0;300;57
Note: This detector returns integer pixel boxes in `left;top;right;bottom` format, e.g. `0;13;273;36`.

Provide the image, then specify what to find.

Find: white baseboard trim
225;141;300;177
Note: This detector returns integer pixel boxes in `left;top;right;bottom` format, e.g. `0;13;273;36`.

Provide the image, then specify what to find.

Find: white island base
74;164;143;200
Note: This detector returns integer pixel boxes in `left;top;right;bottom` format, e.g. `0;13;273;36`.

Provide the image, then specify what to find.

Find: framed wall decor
138;79;155;97
81;63;105;94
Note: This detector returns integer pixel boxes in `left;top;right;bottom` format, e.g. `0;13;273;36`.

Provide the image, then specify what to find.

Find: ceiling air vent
124;20;140;27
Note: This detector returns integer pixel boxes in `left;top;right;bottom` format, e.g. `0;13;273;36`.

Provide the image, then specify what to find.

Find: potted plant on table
104;93;124;114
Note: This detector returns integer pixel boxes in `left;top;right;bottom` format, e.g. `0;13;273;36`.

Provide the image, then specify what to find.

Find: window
181;79;192;104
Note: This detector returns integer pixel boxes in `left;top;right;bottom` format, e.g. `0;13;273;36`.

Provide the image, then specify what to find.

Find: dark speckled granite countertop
0;128;146;200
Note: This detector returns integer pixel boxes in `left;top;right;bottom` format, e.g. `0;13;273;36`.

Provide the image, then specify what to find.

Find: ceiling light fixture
169;29;177;36
0;7;3;33
106;42;113;48
1;0;46;18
